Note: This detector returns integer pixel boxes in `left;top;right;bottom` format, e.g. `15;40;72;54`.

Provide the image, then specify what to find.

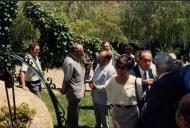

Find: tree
10;2;40;53
121;1;190;56
0;1;18;73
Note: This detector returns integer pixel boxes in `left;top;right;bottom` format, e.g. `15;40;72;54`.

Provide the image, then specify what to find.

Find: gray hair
154;52;174;72
70;43;83;53
139;50;152;60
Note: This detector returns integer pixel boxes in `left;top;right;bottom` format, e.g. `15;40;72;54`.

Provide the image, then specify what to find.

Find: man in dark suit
141;53;187;128
130;50;156;112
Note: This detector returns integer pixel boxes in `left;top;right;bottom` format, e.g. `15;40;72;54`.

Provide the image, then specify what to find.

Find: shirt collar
69;53;79;61
99;61;110;69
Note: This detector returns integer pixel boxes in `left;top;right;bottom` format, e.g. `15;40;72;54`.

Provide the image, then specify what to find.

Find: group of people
20;41;190;128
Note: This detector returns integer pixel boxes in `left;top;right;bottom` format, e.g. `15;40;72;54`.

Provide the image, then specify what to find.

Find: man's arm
20;61;29;91
61;61;73;94
20;71;28;91
90;68;116;90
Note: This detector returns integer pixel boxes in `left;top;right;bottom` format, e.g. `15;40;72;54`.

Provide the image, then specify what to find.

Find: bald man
89;50;116;128
60;43;85;128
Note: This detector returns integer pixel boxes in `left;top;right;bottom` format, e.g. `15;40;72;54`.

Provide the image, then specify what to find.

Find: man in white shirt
20;43;42;98
89;50;116;128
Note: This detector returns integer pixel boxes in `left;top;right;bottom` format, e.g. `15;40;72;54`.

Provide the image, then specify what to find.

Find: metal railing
0;51;67;128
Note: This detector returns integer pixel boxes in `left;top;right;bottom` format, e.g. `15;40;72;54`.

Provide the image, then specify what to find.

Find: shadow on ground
79;126;94;128
54;125;94;128
79;105;94;110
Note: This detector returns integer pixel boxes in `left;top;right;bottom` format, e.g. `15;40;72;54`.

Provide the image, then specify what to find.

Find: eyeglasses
116;65;127;70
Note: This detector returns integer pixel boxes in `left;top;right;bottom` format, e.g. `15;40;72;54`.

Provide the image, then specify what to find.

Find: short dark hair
116;54;134;70
124;44;133;52
28;43;39;52
102;41;109;46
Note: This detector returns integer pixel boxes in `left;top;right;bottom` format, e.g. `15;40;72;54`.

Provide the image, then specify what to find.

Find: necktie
143;71;147;80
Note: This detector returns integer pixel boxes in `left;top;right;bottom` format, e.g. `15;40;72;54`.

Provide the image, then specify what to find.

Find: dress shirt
92;62;116;105
138;66;149;80
21;54;42;82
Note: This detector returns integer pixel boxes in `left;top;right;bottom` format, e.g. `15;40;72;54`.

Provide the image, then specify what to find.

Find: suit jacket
132;65;155;80
62;54;85;99
132;65;155;105
181;64;190;89
141;71;187;128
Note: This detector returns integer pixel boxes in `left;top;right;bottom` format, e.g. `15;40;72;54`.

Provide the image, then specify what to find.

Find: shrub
0;103;36;128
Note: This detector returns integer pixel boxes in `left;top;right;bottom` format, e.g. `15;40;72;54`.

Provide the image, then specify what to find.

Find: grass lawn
41;90;96;128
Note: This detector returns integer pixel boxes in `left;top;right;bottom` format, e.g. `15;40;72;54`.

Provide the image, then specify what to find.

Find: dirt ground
43;68;64;89
43;68;92;90
15;65;92;90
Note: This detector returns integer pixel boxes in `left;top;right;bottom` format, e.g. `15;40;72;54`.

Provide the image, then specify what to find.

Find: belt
27;80;41;85
114;104;136;109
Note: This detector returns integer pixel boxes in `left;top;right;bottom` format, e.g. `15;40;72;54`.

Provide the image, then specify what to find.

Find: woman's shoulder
128;74;136;80
109;76;117;83
128;75;142;84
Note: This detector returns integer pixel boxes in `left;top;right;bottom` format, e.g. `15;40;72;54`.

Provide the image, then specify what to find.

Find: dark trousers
26;80;41;98
66;95;81;128
93;102;109;128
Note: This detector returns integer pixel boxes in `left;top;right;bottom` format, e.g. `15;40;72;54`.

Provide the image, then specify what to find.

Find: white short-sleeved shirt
106;75;143;106
21;54;42;82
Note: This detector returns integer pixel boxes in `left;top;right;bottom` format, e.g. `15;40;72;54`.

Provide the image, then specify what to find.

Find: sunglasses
116;65;127;70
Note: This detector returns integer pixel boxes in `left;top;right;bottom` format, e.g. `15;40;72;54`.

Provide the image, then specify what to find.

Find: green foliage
23;1;74;69
121;1;190;56
43;1;128;43
0;103;36;128
5;1;190;70
23;2;106;69
0;1;18;73
73;36;102;59
10;2;40;53
34;1;190;56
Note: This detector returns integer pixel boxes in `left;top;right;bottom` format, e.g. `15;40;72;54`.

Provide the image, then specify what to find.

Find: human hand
89;82;96;89
144;79;154;86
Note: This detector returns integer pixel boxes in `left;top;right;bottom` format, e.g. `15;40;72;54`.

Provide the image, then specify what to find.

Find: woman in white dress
106;55;143;128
